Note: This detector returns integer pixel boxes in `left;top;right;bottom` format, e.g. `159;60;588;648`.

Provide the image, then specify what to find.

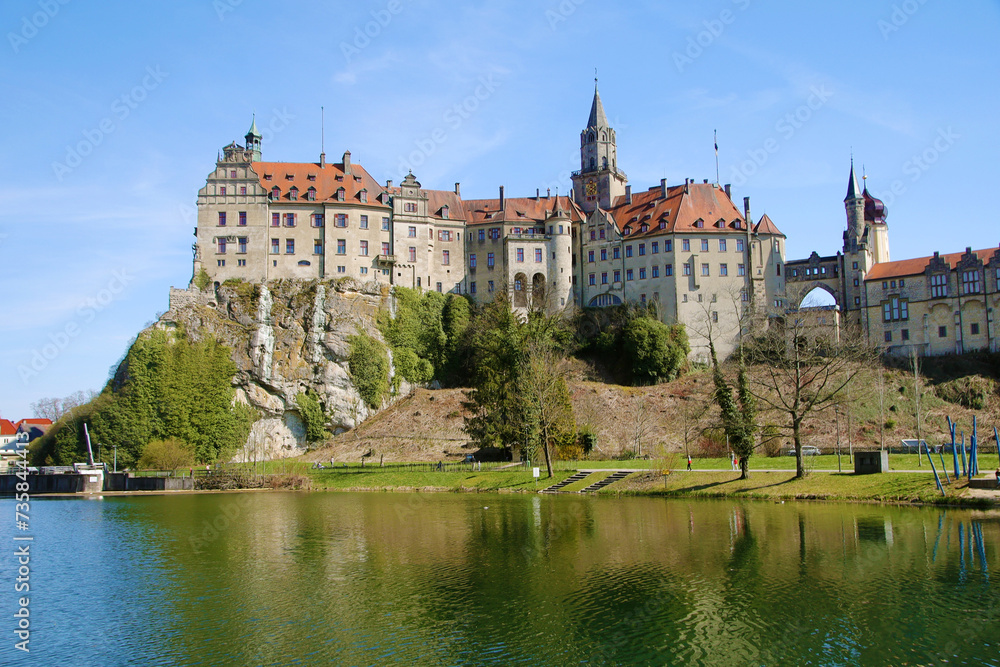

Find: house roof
0;419;16;436
250;160;389;206
865;247;998;281
604;182;746;238
385;187;468;222
15;418;52;428
462;195;584;225
754;213;785;237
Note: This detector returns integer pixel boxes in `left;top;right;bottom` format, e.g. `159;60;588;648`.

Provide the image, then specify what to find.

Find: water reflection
6;494;999;666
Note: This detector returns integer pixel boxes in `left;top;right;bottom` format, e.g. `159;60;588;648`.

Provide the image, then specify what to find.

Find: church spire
245;114;262;162
587;81;609;129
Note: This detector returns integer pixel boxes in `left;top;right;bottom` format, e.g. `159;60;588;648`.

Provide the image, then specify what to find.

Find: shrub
884;419;897;430
393;347;434;384
348;332;390;409
137;439;195;470
621;317;689;385
698;427;728;457
935;376;995;410
193;269;211;291
578;426;598;454
759;423;782;457
295;391;330;443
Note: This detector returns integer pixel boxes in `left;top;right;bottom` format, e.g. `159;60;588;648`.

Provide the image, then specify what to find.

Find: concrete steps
540;471;590;493
580;470;631;493
969;476;1000;490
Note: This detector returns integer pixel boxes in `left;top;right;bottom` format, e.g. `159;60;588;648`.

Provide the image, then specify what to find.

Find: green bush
193;269;211;291
137;439;195;470
393;347;434;384
295;391;330;443
935;376;995;410
621;317;689;385
348;332;390;409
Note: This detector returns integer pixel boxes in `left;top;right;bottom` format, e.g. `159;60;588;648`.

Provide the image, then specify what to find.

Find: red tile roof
15;418;52;428
385;187;469;222
0;419;16;436
865;247;998;280
606;182;746;238
251;161;389;206
754;213;785;237
463;195;585;225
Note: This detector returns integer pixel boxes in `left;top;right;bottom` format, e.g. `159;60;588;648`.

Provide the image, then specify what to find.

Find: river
2;492;997;666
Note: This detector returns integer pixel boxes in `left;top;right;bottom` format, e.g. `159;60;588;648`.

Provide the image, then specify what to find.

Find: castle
193;87;999;359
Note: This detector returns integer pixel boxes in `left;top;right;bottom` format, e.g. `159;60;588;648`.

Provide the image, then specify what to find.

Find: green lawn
306;468;572;492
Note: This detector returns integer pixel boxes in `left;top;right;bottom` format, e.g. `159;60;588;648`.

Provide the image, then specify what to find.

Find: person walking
687;456;692;472
995;466;999;488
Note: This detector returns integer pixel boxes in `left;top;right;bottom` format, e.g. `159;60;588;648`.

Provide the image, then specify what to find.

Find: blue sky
1;0;999;419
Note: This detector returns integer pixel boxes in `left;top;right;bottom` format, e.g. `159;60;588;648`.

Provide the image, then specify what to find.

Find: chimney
342;150;352;175
684;178;690;194
703;179;708;184
454;182;461;196
536;188;540;199
625;185;632;205
660;178;668;199
386;179;393;189
743;196;752;228
319;152;326;168
546;188;551;199
724;183;731;198
499;185;505;211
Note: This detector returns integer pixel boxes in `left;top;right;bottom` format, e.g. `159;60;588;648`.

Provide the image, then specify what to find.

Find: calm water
1;491;998;666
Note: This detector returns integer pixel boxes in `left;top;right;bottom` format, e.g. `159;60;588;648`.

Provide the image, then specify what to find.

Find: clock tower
572;83;627;213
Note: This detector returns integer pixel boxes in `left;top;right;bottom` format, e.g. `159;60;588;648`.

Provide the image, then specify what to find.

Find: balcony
376;254;396;265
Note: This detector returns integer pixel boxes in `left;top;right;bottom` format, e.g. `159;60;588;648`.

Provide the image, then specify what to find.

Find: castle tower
844;159;864;252
863;182;890;265
572;83;627;213
245;115;262;162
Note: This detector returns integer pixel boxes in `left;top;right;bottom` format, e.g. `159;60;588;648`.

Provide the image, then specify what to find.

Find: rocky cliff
160;279;406;461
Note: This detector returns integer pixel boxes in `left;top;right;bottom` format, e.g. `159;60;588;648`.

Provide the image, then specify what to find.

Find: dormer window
659;221;666;230
734;220;742;229
307;174;316;181
623;226;632;236
336;187;346;201
335;175;344;181
441;205;449;219
694;219;704;228
640;224;648;232
264;174;272;181
285;174;294;180
307;187;316;201
359;189;368;203
271;186;280;199
290;187;300;201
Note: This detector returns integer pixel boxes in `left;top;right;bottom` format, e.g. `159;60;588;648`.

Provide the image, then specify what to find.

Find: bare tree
522;339;575;478
745;302;877;479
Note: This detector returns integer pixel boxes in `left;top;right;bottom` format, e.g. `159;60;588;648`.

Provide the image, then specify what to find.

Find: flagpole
714;129;720;185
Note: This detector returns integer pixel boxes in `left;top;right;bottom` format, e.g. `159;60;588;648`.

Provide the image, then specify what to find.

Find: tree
745;309;876;479
295;391;330;443
621;317;689;385
521;340;576;477
137;438;195;470
709;340;757;479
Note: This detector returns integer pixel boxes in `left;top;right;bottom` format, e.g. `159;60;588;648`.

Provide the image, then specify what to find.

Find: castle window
382;242;390;255
516;248;524;263
239;212;247;226
665;264;673;276
659;222;666;230
882;296;908;322
695;220;704;229
938;325;947;338
599;228;605;240
640;224;648;233
264;174;272;181
470;254;477;268
639;268;646;280
488;280;495;293
307;174;316;181
884;331;892;343
736;239;744;252
719;239;727;252
408;226;416;238
623;227;631;236
238;259;246;267
613;247;620;260
271;239;279;254
314;240;323;255
930;273;947;298
776;263;781;277
470;282;476;294
306;187;316;201
626;269;634;281
218;212;226;226
442;250;449;265
285;213;296;227
238;237;247;253
639;244;646;256
665;240;673;252
286;239;295;254
487;252;495;268
289;187;298;201
652;266;659;278
590;230;596;241
683;263;691;276
652;242;659;254
404;202;417;213
490;227;501;240
240;186;247;195
588;251;594;263
360;215;369;229
360;240;369;256
383;217;390;231
601;249;607;261
902;329;910;341
272;213;280;227
337;188;346;201
217;238;226;254
899;279;905;287
701;239;709;252
217;260;225;267
853;261;859;270
962;269;981;295
682;239;690;252
336;239;346;255
271;186;280;199
360;189;368;203
535;248;542;262
720;264;728;276
408;247;416;262
589;274;596;286
441;206;449;219
219;187;226;196
313;214;324;227
614;270;621;283
738;264;745;276
625;245;633;258
601;272;608;285
701;263;709;276
971;323;980;335
335;214;347;228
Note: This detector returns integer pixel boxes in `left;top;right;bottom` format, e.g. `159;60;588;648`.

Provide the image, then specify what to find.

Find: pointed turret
845;159;861;202
245;114;262;162
587;84;609;129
